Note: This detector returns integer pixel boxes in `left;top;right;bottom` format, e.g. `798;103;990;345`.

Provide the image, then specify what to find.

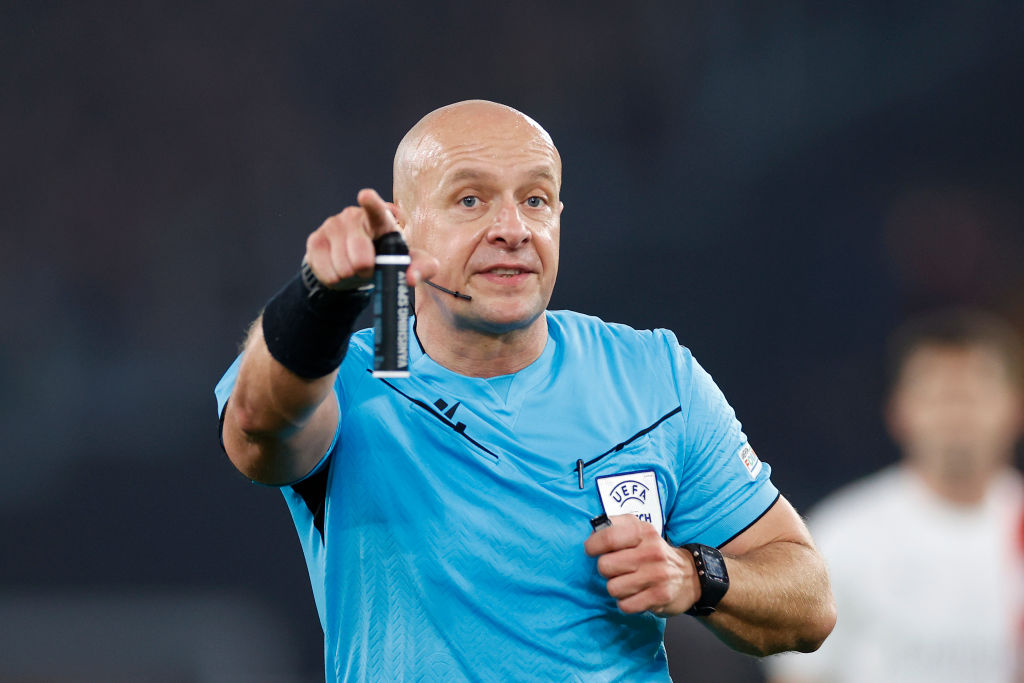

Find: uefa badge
595;469;664;535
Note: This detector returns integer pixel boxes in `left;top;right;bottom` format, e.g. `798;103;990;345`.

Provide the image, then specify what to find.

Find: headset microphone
424;279;472;301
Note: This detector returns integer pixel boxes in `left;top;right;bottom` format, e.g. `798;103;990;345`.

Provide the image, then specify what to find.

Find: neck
904;458;1002;506
414;311;548;378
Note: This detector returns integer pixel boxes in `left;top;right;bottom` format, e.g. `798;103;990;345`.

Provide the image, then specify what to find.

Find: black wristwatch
681;543;729;616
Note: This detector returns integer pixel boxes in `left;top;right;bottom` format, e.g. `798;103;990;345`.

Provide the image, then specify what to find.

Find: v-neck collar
408;314;557;428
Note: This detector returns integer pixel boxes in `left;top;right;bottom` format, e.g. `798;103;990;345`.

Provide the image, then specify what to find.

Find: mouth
474;265;536;286
484;267;530;278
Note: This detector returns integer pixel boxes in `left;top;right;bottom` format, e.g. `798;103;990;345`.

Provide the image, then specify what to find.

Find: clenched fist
584;514;704;617
305;188;438;290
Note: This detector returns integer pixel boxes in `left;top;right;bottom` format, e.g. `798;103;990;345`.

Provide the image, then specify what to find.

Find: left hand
584;514;702;617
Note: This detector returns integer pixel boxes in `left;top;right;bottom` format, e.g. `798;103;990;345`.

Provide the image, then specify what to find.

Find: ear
883;392;906;445
388;202;409;230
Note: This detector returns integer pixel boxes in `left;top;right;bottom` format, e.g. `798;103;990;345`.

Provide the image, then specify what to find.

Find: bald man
215;100;835;681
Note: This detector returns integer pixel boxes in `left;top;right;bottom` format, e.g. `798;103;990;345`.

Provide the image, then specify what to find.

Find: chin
459;304;546;336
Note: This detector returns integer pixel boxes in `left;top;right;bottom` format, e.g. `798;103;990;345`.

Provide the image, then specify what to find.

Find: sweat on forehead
392;100;561;205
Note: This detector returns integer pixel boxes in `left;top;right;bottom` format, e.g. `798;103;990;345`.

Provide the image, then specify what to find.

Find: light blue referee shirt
215;309;778;682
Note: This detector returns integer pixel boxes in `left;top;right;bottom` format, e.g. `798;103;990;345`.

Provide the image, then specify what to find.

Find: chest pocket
573;405;682;489
535;406;682;532
530;431;668;540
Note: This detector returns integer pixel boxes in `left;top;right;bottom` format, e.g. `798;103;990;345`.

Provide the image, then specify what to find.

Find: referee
215;100;835;681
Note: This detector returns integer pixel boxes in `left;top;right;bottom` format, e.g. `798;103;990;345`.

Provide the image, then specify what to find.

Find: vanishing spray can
372;232;411;378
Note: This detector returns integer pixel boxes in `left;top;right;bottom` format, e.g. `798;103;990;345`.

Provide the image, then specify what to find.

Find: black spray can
372;232;411;378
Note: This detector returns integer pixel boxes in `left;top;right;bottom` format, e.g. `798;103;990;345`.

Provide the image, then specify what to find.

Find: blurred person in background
215;100;835;681
766;309;1024;683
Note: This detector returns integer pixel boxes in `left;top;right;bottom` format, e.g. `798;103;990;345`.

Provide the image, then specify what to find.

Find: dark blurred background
2;1;1023;681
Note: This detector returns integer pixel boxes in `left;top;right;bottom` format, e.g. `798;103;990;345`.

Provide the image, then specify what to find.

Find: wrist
261;261;373;379
682;543;730;617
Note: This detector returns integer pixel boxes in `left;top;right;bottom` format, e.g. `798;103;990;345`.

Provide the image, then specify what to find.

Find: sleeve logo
737;444;762;479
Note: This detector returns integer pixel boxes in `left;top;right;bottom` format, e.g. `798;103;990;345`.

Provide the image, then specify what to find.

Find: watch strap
682;543;729;617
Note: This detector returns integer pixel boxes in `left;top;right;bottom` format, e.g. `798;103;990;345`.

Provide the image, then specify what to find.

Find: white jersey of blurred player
766;464;1023;683
768;314;1024;683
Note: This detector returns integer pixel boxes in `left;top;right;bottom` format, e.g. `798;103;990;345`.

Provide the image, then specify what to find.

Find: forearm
700;540;835;656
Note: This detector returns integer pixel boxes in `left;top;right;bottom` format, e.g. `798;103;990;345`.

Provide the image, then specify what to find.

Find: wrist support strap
261;260;373;379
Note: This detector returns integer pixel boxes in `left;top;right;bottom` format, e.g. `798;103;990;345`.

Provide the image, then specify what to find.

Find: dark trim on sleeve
292;462;331;542
218;399;229;454
716;492;781;548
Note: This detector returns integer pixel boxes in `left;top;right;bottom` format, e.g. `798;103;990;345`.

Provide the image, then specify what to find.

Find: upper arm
216;328;343;486
222;387;339;485
720;495;814;556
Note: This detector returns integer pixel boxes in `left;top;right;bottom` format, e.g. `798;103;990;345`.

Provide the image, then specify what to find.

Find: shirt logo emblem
737;444;762;479
595;469;664;535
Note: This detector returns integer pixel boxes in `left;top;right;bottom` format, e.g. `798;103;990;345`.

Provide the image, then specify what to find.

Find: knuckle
332;207;365;234
617;598;640;614
339;205;362;221
648;566;669;584
651;584;671;604
307;230;327;252
333;265;357;280
636;544;661;565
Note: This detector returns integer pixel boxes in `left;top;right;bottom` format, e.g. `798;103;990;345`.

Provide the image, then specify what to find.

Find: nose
485;198;531;249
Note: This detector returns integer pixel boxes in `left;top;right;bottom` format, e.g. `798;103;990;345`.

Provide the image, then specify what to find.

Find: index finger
584;514;644;557
356;188;399;238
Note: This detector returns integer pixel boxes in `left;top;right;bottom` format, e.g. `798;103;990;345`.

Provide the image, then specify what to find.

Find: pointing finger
357;188;398;238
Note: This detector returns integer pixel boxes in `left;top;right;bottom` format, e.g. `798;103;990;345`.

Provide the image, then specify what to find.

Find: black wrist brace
261;260;373;379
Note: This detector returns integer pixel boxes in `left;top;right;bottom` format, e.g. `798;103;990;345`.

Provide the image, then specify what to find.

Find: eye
459;196;480;208
525;196;546;208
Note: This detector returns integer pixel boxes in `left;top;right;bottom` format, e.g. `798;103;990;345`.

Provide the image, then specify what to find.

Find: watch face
702;549;727;582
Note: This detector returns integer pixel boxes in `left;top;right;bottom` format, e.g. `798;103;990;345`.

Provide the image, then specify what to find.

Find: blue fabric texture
215;310;777;682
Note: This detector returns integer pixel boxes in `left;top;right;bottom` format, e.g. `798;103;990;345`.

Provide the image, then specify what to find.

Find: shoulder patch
737;444;762;479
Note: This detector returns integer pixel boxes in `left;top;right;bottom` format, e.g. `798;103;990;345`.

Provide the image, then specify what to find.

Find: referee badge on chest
596;469;664;535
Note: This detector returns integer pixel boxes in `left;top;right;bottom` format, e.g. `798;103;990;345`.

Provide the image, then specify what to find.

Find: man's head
391;100;563;336
885;309;1024;497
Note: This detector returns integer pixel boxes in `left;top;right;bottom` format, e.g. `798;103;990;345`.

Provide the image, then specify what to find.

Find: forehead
408;113;561;193
899;345;1013;386
438;139;560;184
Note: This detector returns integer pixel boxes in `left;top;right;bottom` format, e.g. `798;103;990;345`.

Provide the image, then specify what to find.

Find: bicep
720;495;814;556
220;330;343;485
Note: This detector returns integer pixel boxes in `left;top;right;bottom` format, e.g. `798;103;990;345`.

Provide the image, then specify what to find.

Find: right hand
304;188;438;290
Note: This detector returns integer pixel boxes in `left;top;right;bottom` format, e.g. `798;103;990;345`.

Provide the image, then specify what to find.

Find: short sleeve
214;354;243;417
662;340;779;547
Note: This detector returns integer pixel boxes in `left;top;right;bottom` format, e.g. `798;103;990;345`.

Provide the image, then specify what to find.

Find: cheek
973;394;1024;438
407;211;456;256
537;224;560;262
890;397;942;442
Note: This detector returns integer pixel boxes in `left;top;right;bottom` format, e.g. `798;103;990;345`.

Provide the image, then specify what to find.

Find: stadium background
2;1;1022;680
